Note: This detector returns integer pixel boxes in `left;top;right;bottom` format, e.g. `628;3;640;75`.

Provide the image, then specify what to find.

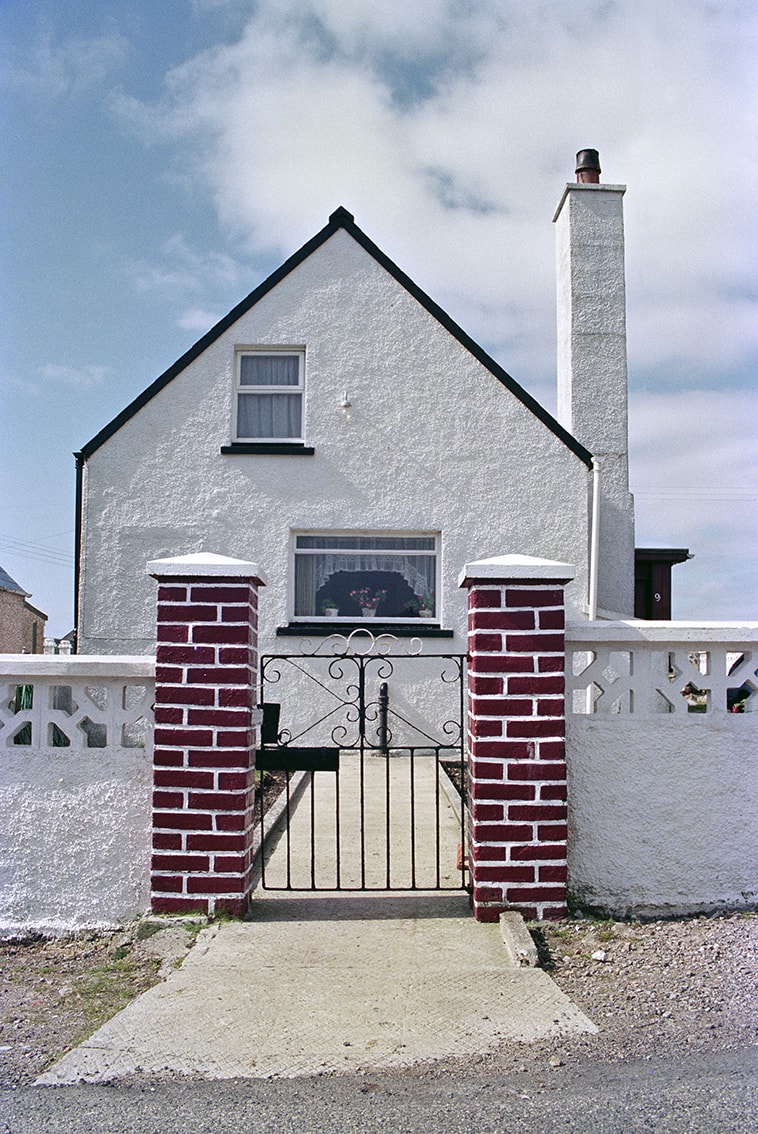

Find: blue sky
2;0;756;637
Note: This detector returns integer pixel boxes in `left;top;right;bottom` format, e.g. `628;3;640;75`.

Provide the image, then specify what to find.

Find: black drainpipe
73;451;84;654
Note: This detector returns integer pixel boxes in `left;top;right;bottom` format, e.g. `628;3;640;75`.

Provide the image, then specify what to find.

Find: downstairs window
293;533;439;621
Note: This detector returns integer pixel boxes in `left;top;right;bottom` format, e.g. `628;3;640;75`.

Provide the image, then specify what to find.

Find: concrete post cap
147;552;267;585
458;554;575;588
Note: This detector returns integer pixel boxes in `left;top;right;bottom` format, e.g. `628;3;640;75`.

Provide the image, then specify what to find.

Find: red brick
217;771;252;790
507;720;565;738
151;874;183;892
474;865;535;883
192;624;250;645
154;727;214;748
472;803;504;821
509;803;567;822
472;886;505;904
472;905;506;922
537;698;565;717
156;665;184;684
158;604;217;623
510;843;566;861
152;832;183;851
473;845;508;861
505;885;566;903
506;761;565;781
539;864;568;882
151;853;209;872
157;585;188;602
470;588;503;609
152;790;184;809
538;823;568;841
221;605;251;623
217;730;252;747
190;585;251;603
476;696;533;716
153;748;185;767
470;822;533;842
472;654;535;674
508;675;565;696
539;609;565;630
187;832;246;852
539;655;564;673
468;759;505;780
539;782;568;800
188;749;249;769
219;688;251;708
153;810;214;831
469;718;502;738
219;647;253;665
470;675;503;695
187;708;249;727
157;686;215;707
540;904;568;921
154;706;184;726
505;588;564;608
154;768;214;789
506;632;565;653
471;610;535;631
187;667;250;685
474;782;536;801
470;632;504;652
188;790;247;810
216;812;249;832
470;739;532;760
186;875;244;895
157;645;216;666
151;896;209;914
538;741;566;761
213;855;245;873
157;624;190;644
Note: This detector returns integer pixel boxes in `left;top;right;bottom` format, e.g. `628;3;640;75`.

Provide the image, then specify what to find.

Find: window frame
290;530;441;624
233;347;305;443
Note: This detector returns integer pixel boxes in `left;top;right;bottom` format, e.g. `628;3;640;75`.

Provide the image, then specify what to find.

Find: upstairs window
293;533;439;621
235;350;304;441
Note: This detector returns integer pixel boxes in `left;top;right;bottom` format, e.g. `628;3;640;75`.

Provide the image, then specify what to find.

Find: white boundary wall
0;656;155;936
565;622;758;917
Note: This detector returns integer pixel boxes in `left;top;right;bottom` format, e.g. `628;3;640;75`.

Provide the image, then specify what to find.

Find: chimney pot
575;148;601;184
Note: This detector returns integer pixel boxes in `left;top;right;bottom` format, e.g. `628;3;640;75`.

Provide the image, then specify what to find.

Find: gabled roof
0;565;30;596
78;207;592;466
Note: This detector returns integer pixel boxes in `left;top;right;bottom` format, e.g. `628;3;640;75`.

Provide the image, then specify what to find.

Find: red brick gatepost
147;553;266;916
459;555;575;922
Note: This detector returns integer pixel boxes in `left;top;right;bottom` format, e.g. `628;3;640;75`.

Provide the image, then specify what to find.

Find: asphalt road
2;1047;755;1133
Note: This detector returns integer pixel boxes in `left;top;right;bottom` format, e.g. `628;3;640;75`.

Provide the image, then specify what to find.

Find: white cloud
38;364;111;389
3;33;129;101
109;0;756;391
177;307;223;332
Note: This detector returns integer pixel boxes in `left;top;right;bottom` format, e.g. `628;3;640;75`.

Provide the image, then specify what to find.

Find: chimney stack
553;151;635;617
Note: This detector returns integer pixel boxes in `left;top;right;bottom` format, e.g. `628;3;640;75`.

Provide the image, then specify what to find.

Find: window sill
220;443;315;455
276;622;455;638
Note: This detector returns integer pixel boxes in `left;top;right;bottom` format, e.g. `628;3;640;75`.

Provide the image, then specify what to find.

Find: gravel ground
1;910;755;1088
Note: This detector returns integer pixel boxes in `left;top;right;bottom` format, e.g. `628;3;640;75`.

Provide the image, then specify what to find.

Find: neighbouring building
0;567;47;654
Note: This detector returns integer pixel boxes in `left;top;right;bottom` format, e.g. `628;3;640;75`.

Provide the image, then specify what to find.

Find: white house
75;151;635;657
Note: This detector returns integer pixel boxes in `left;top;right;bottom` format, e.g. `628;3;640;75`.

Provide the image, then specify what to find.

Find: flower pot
419;610;433;619
323;608;338;618
362;608;377;618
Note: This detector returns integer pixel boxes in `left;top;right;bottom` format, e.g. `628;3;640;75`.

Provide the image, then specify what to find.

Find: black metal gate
255;631;468;891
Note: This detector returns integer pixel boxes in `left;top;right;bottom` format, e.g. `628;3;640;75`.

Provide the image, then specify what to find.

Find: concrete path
37;758;596;1084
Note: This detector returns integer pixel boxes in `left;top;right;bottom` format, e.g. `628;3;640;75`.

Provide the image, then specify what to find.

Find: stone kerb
147;553;266;917
459;555;575;922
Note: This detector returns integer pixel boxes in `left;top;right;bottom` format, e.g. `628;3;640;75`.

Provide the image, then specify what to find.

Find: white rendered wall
566;716;758;917
0;746;151;935
78;229;593;656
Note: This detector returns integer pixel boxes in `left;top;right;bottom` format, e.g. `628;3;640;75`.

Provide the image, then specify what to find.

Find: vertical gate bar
385;734;391;889
285;771;293;890
434;749;441;889
310;771;316;890
378;681;389;757
335;766;341;890
409;747;417;889
259;773;268;889
359;658;366;890
459;656;467;889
